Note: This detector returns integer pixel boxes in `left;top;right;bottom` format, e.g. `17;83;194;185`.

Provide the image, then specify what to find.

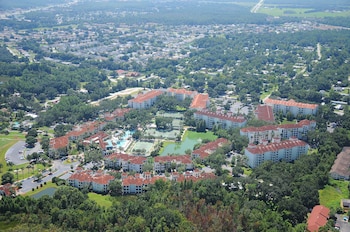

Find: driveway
17;160;79;194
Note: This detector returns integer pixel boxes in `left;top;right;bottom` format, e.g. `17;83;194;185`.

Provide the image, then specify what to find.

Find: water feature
31;187;57;199
160;137;202;156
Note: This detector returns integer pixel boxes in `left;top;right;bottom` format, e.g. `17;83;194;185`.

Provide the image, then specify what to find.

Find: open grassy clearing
319;179;349;209
258;6;350;18
88;192;113;208
0;132;25;177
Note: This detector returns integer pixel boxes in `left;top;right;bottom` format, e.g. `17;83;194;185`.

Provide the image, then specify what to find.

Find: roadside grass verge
24;181;57;197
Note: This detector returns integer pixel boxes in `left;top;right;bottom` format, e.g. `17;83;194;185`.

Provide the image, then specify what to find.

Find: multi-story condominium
68;170;115;193
104;153;147;173
255;105;275;122
264;98;318;116
240;119;316;144
194;110;246;129
128;89;165;109
245;137;309;168
154;155;193;172
190;93;210;110
166;88;198;101
192;138;229;161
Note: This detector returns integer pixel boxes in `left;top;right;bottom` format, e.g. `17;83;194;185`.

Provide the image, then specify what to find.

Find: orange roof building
128;89;165;109
264;98;318;116
240;119;316;144
245;137;309;168
190;93;209;110
194;110;246;129
255;105;275;122
307;205;330;232
192;138;229;160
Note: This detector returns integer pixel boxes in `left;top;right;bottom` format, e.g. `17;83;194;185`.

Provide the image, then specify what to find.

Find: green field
24;181;57;197
259;6;350;18
319;179;349;209
0;132;25;177
88;192;113;208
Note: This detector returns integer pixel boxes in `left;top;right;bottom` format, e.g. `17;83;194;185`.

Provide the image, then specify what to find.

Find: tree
1;172;14;184
25;136;37;148
109;180;123;196
0;163;3;173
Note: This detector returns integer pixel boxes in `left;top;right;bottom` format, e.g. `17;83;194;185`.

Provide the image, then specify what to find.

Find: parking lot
5;141;42;165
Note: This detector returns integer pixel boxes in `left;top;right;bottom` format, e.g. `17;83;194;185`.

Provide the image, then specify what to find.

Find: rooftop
264;98;318;110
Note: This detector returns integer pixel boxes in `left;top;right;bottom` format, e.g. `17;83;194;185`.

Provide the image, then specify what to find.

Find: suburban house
307;205;330;232
192;138;229;161
68;170;115;193
0;183;16;197
104;153;147;173
245;137;309;168
128;89;165;109
194;110;247;129
154;155;194;172
254;105;275;123
240;119;316;144
330;147;350;180
264;98;319;116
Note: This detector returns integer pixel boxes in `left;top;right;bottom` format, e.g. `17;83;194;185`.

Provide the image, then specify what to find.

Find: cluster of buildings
241;98;319;168
128;88;209;111
68;165;216;194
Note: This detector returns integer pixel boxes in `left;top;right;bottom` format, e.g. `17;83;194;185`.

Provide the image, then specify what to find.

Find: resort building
264;98;318;116
128;89;165;109
255;105;275;122
194;110;246;129
167;88;198;101
240;119;316;144
104;153;147;173
330;147;350;180
245;137;309;168
190;93;210;110
104;108;132;122
154;155;194;172
192;138;230;161
68;170;115;193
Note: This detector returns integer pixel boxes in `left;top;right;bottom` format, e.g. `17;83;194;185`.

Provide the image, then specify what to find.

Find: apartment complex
104;153;147;173
264;98;318;116
245;137;309;168
68;170;115;193
240;119;316;144
194;110;246;129
128;89;165;109
192;138;229;161
154;155;194;172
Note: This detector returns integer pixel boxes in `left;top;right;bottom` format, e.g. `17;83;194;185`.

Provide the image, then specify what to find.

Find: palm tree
26;165;32;176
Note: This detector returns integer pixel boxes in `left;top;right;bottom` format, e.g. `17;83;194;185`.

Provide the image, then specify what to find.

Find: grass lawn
24;181;57;197
88;192;113;208
258;6;350;18
0;131;25;177
319;179;349;210
185;130;217;141
243;167;252;176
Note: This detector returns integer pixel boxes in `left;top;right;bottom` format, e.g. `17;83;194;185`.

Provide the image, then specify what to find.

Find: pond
31;187;57;199
160;137;203;156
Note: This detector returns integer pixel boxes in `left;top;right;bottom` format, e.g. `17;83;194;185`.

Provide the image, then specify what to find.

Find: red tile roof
154;155;192;164
130;90;164;103
190;93;209;109
69;170;115;185
307;205;330;232
167;88;197;96
255;105;275;122
92;173;115;185
104;153;146;165
0;183;15;196
193;138;229;159
246;138;308;154
264;98;318;110
240;119;315;133
195;110;246;123
50;136;69;150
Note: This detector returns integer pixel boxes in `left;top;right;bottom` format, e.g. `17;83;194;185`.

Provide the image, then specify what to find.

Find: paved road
5;141;42;165
18;160;79;194
335;214;350;232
